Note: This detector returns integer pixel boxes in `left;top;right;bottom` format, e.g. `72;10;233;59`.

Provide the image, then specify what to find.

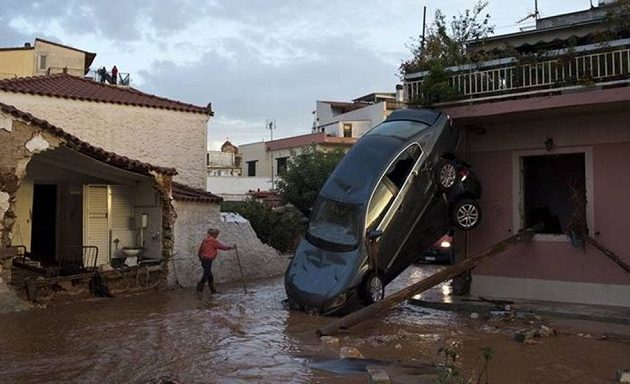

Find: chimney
395;84;404;102
24;42;31;48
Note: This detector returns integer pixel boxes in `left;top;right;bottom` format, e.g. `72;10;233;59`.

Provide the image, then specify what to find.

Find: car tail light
459;167;469;181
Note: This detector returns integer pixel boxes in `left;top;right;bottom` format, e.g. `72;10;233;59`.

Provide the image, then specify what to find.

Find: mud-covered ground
0;265;628;384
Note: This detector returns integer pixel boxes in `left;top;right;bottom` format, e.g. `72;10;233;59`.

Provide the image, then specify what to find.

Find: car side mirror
367;229;383;240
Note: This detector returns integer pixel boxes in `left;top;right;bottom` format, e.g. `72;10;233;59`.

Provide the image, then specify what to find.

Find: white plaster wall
239;142;270;177
207;176;272;197
207;151;234;167
316;101;387;135
0;92;210;189
170;200;288;287
321;120;371;138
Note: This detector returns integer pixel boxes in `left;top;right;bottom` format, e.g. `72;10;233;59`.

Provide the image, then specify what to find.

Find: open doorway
31;184;57;265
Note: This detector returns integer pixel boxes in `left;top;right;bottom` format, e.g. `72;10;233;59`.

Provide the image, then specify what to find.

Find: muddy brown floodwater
0;265;629;384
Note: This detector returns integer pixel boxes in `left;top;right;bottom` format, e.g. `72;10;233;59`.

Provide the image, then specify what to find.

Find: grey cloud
139;34;397;143
0;0;209;42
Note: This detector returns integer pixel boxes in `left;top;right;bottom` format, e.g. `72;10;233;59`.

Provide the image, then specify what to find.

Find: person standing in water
197;228;234;294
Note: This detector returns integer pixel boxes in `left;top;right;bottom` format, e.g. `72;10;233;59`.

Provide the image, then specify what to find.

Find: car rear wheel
359;273;384;305
452;199;481;231
436;159;457;190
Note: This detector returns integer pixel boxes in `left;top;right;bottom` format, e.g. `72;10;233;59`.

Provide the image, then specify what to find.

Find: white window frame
512;146;594;242
38;54;47;71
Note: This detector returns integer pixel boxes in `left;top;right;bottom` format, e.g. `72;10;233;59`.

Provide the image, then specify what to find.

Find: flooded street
0;265;629;384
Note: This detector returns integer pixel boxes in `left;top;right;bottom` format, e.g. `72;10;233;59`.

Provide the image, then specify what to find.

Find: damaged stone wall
153;173;176;287
0;114;59;311
170;200;289;287
0;116;60;248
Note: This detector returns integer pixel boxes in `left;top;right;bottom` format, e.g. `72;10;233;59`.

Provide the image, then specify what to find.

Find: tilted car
285;108;482;315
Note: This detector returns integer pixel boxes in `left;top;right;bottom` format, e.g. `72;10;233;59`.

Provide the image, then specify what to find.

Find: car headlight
440;240;452;248
330;293;348;308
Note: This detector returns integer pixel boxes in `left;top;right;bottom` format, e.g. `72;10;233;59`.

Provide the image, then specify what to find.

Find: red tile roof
265;132;356;151
0;73;212;115
0;101;177;176
172;182;222;203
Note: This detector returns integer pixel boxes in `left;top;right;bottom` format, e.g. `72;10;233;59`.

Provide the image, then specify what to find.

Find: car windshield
307;198;362;251
366;120;429;140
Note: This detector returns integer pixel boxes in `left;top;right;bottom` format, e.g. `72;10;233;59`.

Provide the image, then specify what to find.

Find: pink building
405;4;630;307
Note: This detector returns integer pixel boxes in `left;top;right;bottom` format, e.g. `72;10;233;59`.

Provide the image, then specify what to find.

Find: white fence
405;46;630;101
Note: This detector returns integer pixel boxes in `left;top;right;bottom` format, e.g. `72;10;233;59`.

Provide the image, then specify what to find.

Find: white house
0;71;285;299
313;89;405;138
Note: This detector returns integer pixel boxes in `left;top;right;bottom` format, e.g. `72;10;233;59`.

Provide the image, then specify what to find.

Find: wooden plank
317;225;541;336
584;236;630;275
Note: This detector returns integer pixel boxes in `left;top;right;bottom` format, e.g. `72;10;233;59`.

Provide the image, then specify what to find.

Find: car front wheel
452;199;481;231
359;273;384;305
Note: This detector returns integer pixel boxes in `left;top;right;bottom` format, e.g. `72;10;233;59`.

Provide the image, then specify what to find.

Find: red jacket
198;236;231;260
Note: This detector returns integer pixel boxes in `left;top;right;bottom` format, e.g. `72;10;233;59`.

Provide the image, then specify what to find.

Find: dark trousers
197;259;215;292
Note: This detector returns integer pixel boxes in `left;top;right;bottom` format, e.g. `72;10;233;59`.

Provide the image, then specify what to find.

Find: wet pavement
0;264;629;383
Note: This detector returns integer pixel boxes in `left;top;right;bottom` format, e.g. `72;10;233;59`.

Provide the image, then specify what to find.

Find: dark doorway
31;184;57;264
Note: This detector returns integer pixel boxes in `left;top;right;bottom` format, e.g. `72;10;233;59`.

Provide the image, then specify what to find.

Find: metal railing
84;69;131;86
405;45;630;102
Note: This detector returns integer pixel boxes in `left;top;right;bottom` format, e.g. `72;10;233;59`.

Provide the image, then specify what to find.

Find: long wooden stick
233;246;248;294
317;225;541;336
584;236;630;275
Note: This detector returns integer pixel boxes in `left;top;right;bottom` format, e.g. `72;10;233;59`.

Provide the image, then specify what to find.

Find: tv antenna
517;0;540;23
266;119;276;141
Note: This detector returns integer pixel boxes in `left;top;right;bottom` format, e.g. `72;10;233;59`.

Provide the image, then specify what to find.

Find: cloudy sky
2;0;591;149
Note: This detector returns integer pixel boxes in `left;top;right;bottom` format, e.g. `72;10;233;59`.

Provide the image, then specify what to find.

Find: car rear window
366;120;429;140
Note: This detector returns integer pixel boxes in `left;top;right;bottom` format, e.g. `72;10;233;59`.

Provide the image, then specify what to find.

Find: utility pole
266;119;276;189
421;5;427;51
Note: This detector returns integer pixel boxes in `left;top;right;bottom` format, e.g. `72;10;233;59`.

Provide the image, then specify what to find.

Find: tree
400;1;494;105
276;146;346;215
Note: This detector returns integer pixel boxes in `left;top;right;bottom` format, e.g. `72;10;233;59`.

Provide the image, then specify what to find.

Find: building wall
316;101;387;137
33;40;86;76
321;120;371;138
12;149;164;265
0;92;210;189
239;142;270;177
461;109;630;306
0;50;33;78
207;176;272;200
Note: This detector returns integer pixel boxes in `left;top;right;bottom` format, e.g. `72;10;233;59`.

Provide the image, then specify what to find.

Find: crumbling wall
0;114;58;311
170;201;288;287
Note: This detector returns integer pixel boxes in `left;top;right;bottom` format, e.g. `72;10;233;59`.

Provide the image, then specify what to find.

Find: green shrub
221;200;305;253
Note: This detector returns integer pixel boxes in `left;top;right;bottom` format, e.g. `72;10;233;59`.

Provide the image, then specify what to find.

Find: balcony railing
404;40;630;103
85;69;131;86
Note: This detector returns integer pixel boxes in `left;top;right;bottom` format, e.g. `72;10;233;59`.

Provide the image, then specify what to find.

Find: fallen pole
583;236;630;275
317;225;542;336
